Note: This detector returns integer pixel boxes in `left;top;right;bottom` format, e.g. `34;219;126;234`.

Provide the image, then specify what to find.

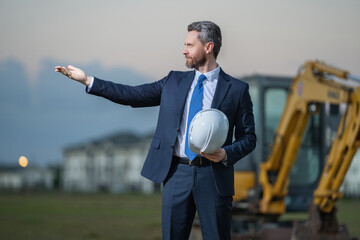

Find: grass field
0;192;359;239
0;192;162;240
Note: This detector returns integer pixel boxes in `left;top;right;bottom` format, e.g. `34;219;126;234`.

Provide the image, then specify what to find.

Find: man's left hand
200;148;226;163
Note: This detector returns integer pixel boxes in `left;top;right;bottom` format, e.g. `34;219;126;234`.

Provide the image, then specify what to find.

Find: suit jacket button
176;128;180;132
171;144;174;148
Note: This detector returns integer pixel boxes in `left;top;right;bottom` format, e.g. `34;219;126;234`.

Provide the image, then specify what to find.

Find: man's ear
205;42;214;55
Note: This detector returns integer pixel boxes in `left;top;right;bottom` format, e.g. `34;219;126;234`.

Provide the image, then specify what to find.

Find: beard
185;53;207;69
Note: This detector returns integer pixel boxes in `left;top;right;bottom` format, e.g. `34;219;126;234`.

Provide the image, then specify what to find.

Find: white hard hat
188;108;229;154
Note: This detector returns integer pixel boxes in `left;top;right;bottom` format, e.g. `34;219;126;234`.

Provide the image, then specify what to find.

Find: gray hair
187;21;222;59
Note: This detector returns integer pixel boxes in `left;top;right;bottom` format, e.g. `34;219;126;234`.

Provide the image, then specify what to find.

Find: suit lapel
211;68;231;109
175;69;230;123
177;70;195;122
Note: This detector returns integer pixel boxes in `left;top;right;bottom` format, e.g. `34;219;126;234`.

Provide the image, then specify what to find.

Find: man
55;21;256;240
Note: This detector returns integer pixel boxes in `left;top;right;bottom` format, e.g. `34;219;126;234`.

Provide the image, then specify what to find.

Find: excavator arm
313;88;360;213
259;60;360;215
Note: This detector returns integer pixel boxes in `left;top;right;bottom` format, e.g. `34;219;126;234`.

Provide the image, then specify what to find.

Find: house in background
62;132;158;194
0;166;55;191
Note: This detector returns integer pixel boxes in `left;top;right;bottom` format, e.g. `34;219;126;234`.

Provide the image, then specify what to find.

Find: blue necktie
185;74;207;161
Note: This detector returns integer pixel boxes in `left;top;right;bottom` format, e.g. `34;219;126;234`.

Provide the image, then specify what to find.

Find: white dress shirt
175;65;220;157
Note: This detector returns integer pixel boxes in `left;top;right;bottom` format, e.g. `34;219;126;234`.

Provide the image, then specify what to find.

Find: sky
1;0;359;80
0;0;359;166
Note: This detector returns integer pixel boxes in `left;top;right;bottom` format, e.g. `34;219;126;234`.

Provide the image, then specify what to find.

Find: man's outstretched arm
55;64;169;108
55;65;93;86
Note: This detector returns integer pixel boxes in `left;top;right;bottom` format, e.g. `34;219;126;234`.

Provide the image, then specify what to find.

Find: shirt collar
195;64;220;82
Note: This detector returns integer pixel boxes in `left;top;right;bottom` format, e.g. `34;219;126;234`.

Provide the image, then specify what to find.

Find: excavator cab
234;74;324;213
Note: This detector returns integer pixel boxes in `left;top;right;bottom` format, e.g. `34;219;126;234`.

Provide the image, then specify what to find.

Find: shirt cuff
221;160;228;167
86;76;94;92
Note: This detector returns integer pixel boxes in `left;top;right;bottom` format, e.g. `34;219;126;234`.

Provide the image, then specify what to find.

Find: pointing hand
55;65;91;86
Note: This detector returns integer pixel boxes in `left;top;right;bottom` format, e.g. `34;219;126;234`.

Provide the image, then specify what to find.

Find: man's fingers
54;66;72;78
55;66;66;72
200;149;225;163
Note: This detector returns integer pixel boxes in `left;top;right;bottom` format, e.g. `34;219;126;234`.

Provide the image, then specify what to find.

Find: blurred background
0;0;359;239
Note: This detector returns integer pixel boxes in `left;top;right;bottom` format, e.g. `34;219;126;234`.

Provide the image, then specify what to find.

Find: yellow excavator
230;60;360;240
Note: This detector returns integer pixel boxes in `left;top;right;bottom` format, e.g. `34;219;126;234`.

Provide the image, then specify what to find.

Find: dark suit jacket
88;69;256;196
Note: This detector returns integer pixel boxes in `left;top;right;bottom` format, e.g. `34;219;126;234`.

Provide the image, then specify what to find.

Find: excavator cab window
264;88;287;149
290;114;321;186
